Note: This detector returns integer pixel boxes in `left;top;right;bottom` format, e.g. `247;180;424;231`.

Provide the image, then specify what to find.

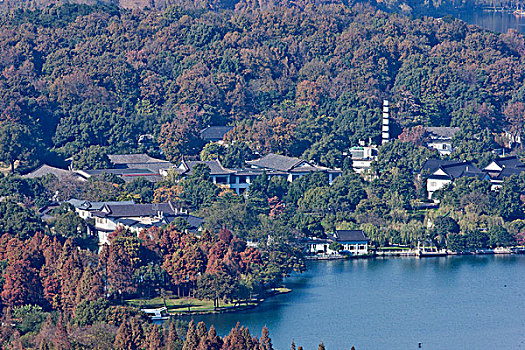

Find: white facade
427;141;453;156
426;177;452;199
304;239;369;256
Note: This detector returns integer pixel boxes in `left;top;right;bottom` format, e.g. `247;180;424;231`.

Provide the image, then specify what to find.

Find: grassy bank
126;288;291;315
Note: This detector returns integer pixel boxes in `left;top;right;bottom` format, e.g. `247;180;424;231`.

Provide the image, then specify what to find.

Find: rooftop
420;159;464;174
23;164;76;181
199;126;234;141
334;230;370;242
180;159;235;176
248;153;308;172
425;127;461;139
108;153;171;165
493;156;524;169
95;202;180;218
67;198;135;211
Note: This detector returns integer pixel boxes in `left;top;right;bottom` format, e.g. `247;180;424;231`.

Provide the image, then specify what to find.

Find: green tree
53;210;87;238
71;145;112;170
0;123;33;173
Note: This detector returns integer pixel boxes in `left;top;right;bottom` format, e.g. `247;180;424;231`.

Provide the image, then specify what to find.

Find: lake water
457;10;525;33
184;255;525;349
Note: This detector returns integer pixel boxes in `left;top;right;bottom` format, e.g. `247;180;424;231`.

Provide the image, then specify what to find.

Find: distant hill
0;2;524;169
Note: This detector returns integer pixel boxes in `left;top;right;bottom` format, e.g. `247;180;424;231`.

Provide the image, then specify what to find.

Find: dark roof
248;153;308;172
180;160;234;176
420;159;463;174
23;164;75;180
494;156;524;169
334;230;370;242
199;126;234;141
78;168;158;177
232;168;288;176
425;127;460;139
289;166;341;174
108;154;170;165
67;199;135;211
439;162;484;179
165;214;204;229
494;167;525;180
107;154;173;173
99;202;179;218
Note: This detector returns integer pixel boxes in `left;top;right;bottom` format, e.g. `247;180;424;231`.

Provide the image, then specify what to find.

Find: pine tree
318;341;326;350
259;326;273;350
206;325;223;350
52;316;71;350
182;320;199;350
197;321;208;342
166;320;179;350
145;324;163;350
290;340;296;350
114;320;133;350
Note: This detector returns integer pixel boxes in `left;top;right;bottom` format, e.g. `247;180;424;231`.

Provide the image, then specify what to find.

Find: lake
457;10;525;34
184;255;525;349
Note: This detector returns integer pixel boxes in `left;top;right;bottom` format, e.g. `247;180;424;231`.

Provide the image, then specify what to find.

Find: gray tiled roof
80;168;158;176
108;154;170;165
494;156;524;169
67;198;135;211
100;202;178;218
420;159;463;174
181;160;234;176
23;164;74;180
335;230;370;242
430;162;485;180
199;126;234;141
247;153;306;171
425;127;461;139
494;167;525;180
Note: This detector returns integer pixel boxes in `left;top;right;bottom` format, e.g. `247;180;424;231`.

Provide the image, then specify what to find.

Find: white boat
141;307;170;321
514;9;525;16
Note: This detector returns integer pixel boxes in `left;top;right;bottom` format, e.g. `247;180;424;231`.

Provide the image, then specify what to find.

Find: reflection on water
458;10;525;33
181;256;525;350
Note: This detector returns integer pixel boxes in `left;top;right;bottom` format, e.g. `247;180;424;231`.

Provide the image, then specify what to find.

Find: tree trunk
10;159;15;174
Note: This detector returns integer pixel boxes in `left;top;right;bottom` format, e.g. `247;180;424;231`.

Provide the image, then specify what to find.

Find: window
215;176;228;184
238;175;247;183
359;245;366;250
430;181;437;187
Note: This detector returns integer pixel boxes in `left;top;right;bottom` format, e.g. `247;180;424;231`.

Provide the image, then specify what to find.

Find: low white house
67;199;203;245
425;127;460;156
303;230;370;256
346;146;378;174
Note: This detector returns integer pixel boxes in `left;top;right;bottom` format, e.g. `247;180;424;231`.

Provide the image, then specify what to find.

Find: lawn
126;296;259;314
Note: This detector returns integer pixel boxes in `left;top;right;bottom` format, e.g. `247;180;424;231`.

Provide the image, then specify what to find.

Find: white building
424;127;460;156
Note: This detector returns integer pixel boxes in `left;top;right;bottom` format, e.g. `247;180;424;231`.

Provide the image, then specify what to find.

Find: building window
430;181;437;187
215;176;228;184
359;245;366;250
238;175;247;183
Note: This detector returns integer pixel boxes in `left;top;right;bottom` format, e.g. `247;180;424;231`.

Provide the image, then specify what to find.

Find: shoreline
305;247;525;260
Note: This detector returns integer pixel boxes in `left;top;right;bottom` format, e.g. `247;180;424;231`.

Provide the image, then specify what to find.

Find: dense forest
1;2;525;171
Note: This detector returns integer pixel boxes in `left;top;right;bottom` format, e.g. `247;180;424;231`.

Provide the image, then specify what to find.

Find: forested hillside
1;2;525;171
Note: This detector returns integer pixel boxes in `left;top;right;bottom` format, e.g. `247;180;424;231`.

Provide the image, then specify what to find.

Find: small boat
514;9;525;16
141;307;170;321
